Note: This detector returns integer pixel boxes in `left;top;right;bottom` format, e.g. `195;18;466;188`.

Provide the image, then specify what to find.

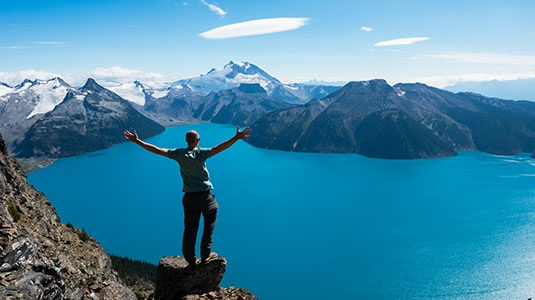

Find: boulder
155;255;226;300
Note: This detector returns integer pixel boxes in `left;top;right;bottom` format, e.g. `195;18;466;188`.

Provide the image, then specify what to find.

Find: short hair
186;130;200;144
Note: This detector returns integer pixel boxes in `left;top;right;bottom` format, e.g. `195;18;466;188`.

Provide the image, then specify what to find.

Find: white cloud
375;37;430;47
33;41;71;46
0;46;26;50
0;70;61;86
199;18;310;39
89;66;173;87
360;26;373;32
0;67;176;88
421;52;535;65
200;0;226;18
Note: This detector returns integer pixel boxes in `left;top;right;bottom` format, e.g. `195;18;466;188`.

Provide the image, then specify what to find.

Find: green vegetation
8;204;21;222
110;255;157;299
65;222;91;243
77;228;90;242
110;255;157;285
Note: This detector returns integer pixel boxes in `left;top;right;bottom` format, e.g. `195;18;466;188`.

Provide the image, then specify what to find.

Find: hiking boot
200;252;217;264
185;258;198;268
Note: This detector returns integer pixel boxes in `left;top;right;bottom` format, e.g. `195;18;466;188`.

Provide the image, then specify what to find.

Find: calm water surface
28;123;535;299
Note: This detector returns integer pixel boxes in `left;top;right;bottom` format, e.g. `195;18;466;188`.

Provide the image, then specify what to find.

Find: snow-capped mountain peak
173;61;282;96
222;61;280;84
0;77;75;119
26;77;75;119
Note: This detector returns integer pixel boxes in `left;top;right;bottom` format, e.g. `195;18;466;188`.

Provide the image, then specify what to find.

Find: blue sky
1;0;535;87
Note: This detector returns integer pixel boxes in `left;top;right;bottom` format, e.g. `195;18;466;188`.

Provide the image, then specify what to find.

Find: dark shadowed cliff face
142;85;205;126
193;83;294;126
0;134;136;299
247;80;535;159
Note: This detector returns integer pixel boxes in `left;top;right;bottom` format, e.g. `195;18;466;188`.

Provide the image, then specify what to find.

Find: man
123;126;252;267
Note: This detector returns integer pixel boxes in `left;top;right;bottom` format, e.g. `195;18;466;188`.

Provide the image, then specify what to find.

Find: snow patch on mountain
395;87;406;97
26;78;73;119
102;81;146;106
151;88;170;98
0;83;13;98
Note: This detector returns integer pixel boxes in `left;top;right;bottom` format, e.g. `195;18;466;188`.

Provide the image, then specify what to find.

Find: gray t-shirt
167;147;213;193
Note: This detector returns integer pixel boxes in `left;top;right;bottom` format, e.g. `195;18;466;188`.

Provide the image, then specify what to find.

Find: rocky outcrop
0;133;136;299
155;255;256;300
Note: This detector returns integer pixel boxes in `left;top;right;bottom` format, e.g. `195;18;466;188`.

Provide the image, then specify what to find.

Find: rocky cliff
0;133;136;299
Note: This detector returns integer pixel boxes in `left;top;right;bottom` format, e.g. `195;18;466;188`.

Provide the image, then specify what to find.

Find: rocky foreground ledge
0;132;256;300
156;255;256;300
0;133;136;299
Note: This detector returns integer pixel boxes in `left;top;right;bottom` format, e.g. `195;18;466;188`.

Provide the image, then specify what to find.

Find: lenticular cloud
375;37;430;47
199;18;310;39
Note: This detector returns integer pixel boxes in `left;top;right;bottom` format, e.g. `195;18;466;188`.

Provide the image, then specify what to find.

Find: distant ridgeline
1;61;534;161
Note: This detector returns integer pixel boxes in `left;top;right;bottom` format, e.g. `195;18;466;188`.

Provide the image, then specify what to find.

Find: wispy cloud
420;52;535;65
199;18;310;39
360;26;373;32
200;0;226;18
375;37;430;47
34;41;71;47
1;42;70;49
0;46;26;49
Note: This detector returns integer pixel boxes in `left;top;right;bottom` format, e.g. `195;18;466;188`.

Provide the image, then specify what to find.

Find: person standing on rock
123;126;252;267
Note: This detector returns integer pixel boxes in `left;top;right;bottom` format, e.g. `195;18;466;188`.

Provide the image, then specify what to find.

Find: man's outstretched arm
210;127;252;157
123;130;169;157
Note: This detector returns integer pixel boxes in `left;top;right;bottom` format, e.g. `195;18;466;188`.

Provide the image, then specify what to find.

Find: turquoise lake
27;123;535;299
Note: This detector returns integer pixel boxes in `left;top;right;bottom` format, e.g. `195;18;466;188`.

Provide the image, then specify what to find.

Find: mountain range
248;80;535;159
5;79;164;158
445;78;535;101
0;62;335;160
1;61;535;162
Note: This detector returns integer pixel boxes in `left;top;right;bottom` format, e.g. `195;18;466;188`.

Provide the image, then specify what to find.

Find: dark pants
181;191;218;265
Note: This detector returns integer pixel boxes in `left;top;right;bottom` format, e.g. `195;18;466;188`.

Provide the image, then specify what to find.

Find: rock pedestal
155;255;226;300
